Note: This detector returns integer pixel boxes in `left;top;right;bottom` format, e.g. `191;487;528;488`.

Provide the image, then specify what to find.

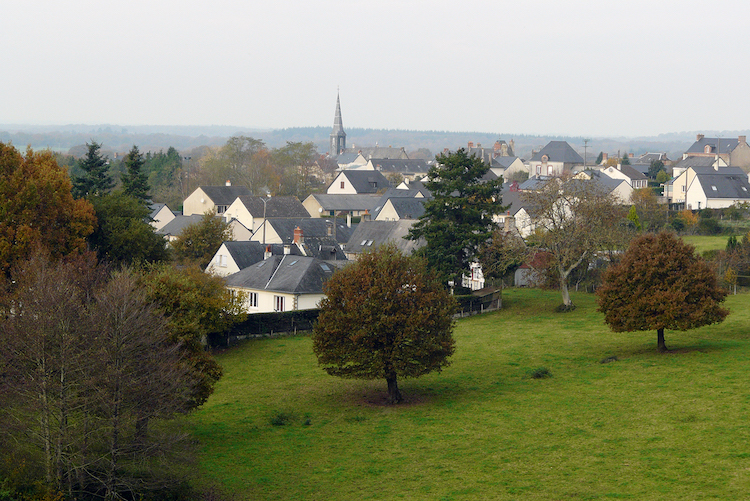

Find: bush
528;367;552;379
269;411;295;426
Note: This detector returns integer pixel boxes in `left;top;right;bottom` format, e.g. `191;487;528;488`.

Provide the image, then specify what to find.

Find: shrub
528;367;552;379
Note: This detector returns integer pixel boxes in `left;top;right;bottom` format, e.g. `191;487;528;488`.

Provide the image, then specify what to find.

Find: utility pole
582;138;590;168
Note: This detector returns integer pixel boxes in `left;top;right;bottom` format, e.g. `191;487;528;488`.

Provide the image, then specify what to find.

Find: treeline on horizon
3;124;738;161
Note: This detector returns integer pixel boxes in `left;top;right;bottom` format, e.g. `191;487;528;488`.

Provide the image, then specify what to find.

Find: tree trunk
386;375;402;405
657;328;668;352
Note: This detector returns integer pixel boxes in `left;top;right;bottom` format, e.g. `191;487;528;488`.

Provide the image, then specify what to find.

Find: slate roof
235;196;310;218
335;152;362;165
333;170;391;193
346;220;423;255
198;185;252;205
602;165;647;181
372;188;428;217
222;241;301;270
673;156;722;170
306;193;381;213
492;156;521;169
686;137;739;155
224;255;337;294
264;218;354;245
691;167;750;199
530;141;584;164
156;214;205;237
369;158;430;175
345;146;409;159
382;197;426;220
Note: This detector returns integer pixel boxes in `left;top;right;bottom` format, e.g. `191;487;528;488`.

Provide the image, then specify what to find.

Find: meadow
190;288;750;500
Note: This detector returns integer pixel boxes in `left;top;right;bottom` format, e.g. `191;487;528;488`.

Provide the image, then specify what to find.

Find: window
340;181;345;189
218;254;227;267
712;185;718;191
248;292;258;308
536;165;542;174
274;295;285;312
216;205;227;214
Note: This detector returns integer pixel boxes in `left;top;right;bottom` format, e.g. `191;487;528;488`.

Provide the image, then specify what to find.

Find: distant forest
2;123;749;161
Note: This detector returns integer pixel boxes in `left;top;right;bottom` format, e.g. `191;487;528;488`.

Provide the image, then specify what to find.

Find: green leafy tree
597;232;729;352
626;205;642;230
72;141;114;198
171;209;233;269
656;169;669;184
408;148;505;284
139;264;246;408
121;145;150;203
312;244;456;404
621;153;631;165
0;143;96;276
648;159;665;179
476;229;529;284
630;188;666;231
89;191;169;266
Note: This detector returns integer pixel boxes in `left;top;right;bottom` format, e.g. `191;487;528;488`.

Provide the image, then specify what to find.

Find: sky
3;0;749;138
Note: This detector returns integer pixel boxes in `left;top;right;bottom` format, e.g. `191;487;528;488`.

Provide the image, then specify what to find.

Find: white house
673;165;750;210
183;184;251;216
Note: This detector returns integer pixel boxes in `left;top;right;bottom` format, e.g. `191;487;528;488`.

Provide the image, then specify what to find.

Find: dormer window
704;145;713;154
541;154;549;162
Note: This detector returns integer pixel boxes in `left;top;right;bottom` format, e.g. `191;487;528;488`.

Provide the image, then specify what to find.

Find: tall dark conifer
72;141;114;198
121;145;150;203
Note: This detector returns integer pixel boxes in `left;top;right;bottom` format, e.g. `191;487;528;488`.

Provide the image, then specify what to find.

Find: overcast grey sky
2;0;748;137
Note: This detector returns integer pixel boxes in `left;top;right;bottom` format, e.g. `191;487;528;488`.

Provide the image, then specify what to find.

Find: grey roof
530;141;584;164
264;218;354;245
149;202;170;219
235;196;310;218
634;152;670;165
492;156;520;169
222;241;301;270
333;170;391;193
383;197;426;220
518;176;553;191
335;152;362;165
346;220;423;255
691;167;750;199
345;146;409;159
372;188;429;217
225;255;336;294
306;193;381;212
686;137;739;155
369;158;430;174
199;185;252;206
156;214;205;237
673;156;722;169
602;164;647;181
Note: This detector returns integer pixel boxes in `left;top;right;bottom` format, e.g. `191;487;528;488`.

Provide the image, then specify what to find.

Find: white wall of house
223;198;256;231
150;206;175;230
228;220;253;241
327;172;358;194
375;200;400;221
206;243;241;277
229;288;323;314
183;188;216;216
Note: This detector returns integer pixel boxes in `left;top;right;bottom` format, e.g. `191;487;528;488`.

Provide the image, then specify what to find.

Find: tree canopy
597;232;729;352
0;143;96;276
312;244;456;404
408;148;505;284
170;209;233;269
121;144;150;202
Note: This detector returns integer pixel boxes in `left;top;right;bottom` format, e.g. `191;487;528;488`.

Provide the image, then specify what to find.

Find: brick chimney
602;153;608;162
362;210;371;222
264;245;272;260
225;180;231;186
293;226;304;245
468;141;474;148
739;135;747;145
697;134;705;141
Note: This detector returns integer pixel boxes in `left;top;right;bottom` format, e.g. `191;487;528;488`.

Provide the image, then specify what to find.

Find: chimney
740;136;747;145
293;226;304;245
362;210;371;222
504;215;516;233
629;153;634;158
494;141;502;152
327;220;333;236
468;141;474;148
602;153;608;162
697;134;705;141
283;244;291;255
226;180;231;186
264;245;272;260
347;213;352;228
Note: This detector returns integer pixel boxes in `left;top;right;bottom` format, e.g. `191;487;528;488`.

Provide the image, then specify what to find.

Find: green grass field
190;289;750;500
681;235;733;255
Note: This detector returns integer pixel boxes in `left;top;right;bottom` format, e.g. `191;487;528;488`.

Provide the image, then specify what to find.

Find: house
683;134;750;171
222;196;310;233
302;193;380;219
375;197;426;221
365;158;430;181
251;218;353;248
528;141;584;177
155;214;205;242
667;156;727;204
183;183;252;216
599;164;649;189
149;203;175;230
206;241;298;277
225;255;339;314
335;152;368;170
343;145;409;159
670;165;750;210
345;220;423;260
327;170;391;194
492;156;527;179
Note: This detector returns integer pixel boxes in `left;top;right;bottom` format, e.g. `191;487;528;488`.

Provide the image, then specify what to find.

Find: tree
656;169;669;184
595;151;604;165
523;175;628;309
630;187;666;231
88;191;169;266
626;205;642;230
0;143;96;276
139;263;246;408
0;253;197;499
476;228;529;284
408;148;505;284
597;232;728;352
72;141;114;198
121;145;150;202
648;159;665;179
312;245;456;404
171;209;233;269
621;153;631;165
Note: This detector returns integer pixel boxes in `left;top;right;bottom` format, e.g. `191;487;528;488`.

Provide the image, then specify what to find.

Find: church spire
330;91;346;157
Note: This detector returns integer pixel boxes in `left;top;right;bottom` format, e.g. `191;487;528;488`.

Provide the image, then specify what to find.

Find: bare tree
522;175;628;309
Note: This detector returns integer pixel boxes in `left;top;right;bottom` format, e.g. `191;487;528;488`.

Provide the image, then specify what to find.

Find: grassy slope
191;289;750;500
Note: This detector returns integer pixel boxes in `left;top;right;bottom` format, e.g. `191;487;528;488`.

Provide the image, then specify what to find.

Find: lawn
681;234;733;255
190;288;750;500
